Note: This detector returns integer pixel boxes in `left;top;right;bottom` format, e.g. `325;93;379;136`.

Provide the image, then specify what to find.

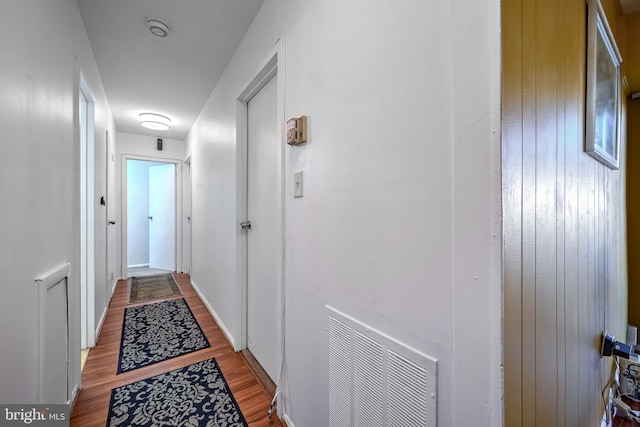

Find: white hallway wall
0;0;116;404
186;0;501;426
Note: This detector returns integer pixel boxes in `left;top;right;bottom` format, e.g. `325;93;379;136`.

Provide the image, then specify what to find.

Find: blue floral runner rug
107;358;249;427
117;298;210;374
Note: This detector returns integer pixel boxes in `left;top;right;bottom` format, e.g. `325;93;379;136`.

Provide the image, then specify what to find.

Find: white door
246;75;278;381
148;163;176;271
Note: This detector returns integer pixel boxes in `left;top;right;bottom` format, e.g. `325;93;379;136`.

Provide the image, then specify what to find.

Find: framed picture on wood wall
585;0;622;170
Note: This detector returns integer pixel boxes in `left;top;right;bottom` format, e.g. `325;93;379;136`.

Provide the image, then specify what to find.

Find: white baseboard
190;279;235;349
283;412;295;427
68;384;81;411
95;305;108;342
95;277;120;343
111;277;119;296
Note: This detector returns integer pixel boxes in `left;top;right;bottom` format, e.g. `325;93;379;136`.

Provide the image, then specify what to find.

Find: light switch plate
294;171;303;198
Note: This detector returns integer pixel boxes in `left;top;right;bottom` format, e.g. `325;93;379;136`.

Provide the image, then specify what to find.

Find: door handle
240;221;252;230
147;216;153;220
108;221;116;225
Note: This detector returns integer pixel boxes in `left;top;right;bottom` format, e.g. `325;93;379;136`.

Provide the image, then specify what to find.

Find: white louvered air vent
327;306;437;427
329;317;352;426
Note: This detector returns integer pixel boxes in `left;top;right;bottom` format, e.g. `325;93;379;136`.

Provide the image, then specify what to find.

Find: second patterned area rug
117;298;210;374
128;273;182;304
107;358;248;427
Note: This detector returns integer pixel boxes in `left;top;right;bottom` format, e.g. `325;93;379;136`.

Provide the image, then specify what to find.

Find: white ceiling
620;0;640;14
76;0;264;140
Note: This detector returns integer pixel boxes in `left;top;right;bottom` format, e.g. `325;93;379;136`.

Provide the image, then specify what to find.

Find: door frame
184;153;192;275
105;130;117;297
120;155;183;277
79;73;96;349
235;39;285;367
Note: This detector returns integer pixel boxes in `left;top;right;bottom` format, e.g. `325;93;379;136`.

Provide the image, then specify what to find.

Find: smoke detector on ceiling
146;18;170;38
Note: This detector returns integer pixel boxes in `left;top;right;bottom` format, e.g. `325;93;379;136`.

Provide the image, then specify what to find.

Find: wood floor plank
70;273;285;427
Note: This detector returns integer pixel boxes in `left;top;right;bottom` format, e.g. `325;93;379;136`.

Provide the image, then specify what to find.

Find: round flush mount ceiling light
146;18;170;38
139;113;171;131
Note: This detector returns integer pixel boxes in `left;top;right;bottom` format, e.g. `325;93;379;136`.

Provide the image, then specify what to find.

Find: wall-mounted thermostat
287;116;307;146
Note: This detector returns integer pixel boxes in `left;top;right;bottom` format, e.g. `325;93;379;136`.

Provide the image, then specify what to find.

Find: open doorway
126;159;176;278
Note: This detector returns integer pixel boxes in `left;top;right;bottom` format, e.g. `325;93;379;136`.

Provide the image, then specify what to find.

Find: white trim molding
35;262;71;404
35;263;71;290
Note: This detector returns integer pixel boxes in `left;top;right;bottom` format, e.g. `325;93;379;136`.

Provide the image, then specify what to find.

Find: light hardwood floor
70;273;285;427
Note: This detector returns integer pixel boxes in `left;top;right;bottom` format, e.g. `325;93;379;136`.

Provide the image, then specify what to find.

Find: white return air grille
327;306;437;427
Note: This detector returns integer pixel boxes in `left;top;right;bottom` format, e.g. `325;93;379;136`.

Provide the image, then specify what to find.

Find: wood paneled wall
503;0;628;425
